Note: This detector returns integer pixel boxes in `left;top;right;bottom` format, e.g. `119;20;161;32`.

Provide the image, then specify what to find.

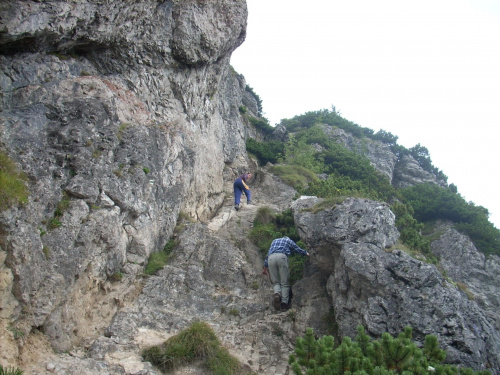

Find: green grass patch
142;321;241;374
302;196;347;214
253;206;275;226
269;164;319;191
42;246;51;260
456;281;475;301
47;218;62;230
54;192;71;216
0;365;24;375
0;151;29;211
117;122;132;141
144;239;178;275
46;192;71;231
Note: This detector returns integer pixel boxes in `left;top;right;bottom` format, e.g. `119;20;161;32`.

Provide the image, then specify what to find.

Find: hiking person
262;236;309;311
233;172;253;211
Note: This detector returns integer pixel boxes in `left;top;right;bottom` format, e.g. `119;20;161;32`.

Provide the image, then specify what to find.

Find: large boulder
292;196;500;373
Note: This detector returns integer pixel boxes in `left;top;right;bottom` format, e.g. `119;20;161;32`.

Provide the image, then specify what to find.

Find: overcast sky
230;0;500;229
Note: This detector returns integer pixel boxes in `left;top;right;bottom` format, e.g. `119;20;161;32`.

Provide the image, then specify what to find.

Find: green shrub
400;183;500;256
144;240;178;275
142;321;241;374
55;192;71;216
280;108;369;138
391;202;433;259
280;137;324;173
248;116;274;134
249;208;307;285
246;138;284;165
0;151;29;211
248;223;280;257
288;255;307;285
289;326;491;375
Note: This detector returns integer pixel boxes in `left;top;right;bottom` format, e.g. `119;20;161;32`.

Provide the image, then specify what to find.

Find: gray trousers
268;253;290;304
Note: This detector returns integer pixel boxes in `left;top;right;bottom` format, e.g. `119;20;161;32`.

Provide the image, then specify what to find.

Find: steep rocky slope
1;1;499;374
7;166;499;374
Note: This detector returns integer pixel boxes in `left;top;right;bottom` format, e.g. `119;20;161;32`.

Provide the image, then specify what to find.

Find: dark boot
280;302;290;312
273;293;281;311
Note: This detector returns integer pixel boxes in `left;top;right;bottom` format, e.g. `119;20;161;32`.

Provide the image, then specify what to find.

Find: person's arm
288;238;309;256
262;266;269;276
262;256;269;275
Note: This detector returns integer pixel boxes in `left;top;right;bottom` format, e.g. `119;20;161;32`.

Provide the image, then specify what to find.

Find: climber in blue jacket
233;172;253;211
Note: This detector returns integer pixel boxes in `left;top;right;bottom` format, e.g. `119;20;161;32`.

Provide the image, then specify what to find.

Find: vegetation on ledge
0;150;29;212
246;108;500;257
142;321;242;375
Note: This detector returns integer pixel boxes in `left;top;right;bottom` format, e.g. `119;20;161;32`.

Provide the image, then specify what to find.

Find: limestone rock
321;126;398;182
0;0;251;358
292;197;500;373
431;223;500;330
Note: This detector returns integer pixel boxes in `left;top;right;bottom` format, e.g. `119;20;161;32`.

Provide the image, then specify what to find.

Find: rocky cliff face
1;1;499;374
1;0;254;364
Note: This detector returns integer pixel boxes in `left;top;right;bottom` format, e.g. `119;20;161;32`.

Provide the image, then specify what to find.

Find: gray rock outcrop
431;223;500;330
292;196;500;373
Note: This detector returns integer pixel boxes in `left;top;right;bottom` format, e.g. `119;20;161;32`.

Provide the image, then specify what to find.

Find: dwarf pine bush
289;326;491;375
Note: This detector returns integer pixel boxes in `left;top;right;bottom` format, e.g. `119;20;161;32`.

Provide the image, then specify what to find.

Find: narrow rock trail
194;169;302;374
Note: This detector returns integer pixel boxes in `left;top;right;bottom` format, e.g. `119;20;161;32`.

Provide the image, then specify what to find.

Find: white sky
231;0;500;229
